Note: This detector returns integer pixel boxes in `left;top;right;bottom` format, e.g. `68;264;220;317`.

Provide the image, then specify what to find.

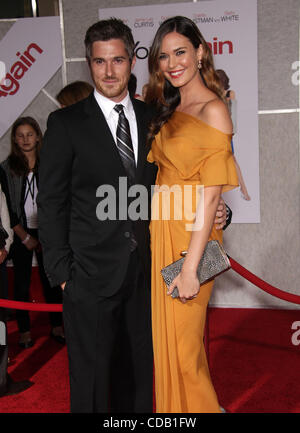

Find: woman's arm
167;185;222;303
0;188;13;253
13;224;38;250
167;98;232;303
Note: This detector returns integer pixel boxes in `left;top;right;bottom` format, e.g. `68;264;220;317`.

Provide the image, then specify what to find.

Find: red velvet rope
0;257;300;311
229;256;300;305
0;299;62;312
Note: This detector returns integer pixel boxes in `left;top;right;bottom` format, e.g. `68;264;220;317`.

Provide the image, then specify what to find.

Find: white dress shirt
93;89;138;165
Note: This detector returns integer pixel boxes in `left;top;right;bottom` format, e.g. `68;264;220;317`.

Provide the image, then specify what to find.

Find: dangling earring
197;59;202;69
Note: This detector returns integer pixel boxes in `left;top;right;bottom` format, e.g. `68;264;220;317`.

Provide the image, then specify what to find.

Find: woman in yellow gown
145;16;239;413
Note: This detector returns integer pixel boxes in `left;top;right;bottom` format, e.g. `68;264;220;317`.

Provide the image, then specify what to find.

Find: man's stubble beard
95;78;128;100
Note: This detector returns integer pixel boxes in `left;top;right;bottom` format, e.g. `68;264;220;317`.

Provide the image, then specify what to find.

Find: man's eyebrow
92;55;127;61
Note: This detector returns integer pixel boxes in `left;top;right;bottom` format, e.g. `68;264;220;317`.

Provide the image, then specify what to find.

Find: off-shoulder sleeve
199;146;239;193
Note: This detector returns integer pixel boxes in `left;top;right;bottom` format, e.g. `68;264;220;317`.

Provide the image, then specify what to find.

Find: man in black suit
38;19;155;413
38;18;229;413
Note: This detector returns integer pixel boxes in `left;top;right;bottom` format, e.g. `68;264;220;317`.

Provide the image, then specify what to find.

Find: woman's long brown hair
145;16;225;145
8;116;42;176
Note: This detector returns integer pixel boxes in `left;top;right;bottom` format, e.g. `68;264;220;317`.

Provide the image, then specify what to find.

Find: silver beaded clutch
161;240;231;298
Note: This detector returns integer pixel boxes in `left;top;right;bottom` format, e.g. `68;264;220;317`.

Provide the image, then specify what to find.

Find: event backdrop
99;0;260;224
0;17;62;139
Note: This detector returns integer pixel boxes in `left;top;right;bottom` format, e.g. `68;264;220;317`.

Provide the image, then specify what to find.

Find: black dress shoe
50;332;65;344
0;375;34;397
18;339;34;349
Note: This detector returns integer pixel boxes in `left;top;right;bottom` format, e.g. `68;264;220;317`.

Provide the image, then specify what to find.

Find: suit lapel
83;93;126;175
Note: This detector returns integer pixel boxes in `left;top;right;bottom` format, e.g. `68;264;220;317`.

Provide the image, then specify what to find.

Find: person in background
0;182;13;308
146;16;238;413
0;182;33;397
0;117;65;349
56;81;93;108
215;69;235;103
216;69;251;201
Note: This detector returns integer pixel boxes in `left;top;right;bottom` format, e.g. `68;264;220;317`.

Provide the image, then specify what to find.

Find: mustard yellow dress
148;111;239;413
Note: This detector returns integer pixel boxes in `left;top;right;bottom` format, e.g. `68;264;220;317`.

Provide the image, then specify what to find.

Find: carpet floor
0;306;299;413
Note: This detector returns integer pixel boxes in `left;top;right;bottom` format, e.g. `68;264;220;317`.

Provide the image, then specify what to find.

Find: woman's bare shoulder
198;98;233;134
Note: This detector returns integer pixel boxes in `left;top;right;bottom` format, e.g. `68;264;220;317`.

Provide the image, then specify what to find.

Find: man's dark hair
85;18;135;62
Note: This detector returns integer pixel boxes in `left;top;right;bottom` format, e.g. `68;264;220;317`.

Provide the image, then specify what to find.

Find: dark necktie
114;104;136;184
114;104;137;252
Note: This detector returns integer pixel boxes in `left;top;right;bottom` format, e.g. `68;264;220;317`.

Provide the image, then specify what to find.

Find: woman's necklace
24;172;36;207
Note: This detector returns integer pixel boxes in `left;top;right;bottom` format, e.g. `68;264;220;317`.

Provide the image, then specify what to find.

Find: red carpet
1;307;299;413
1;268;300;413
207;307;300;413
0;267;70;413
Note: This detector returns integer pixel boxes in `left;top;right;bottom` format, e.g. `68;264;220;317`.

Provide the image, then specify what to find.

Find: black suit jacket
37;93;156;297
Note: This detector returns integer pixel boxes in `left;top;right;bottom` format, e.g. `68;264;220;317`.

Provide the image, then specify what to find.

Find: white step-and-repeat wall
99;0;260;225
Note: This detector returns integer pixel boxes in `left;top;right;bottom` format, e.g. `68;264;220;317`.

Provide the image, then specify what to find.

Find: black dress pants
11;229;63;333
63;250;153;413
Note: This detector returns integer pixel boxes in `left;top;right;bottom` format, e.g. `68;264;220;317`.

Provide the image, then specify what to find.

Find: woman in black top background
0;116;64;348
